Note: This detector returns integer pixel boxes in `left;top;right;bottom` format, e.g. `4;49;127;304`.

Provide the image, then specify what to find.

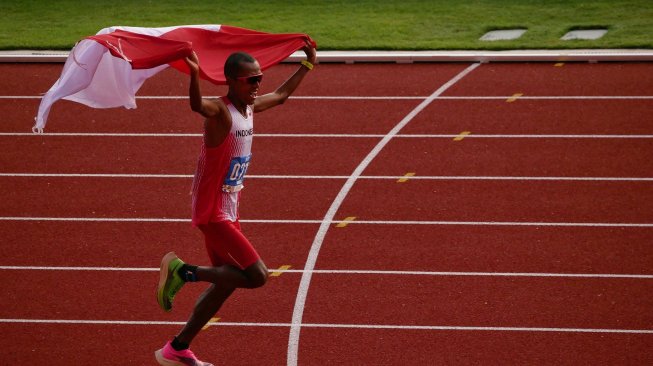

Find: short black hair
224;52;256;79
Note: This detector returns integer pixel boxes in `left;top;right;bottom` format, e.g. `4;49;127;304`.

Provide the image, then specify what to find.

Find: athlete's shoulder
220;96;232;106
202;97;230;121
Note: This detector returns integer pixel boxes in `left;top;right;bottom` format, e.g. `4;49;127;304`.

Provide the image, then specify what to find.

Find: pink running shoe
155;341;214;366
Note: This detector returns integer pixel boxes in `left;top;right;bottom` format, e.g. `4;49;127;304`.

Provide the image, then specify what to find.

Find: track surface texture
1;61;652;365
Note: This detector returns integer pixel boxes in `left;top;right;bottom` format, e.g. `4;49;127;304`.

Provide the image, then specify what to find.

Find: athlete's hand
302;41;317;64
184;51;200;75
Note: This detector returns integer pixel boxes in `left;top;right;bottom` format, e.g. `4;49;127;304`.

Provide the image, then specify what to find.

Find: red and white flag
34;24;315;132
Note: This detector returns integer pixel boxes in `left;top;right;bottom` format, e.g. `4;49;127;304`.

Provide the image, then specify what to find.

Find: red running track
0;61;652;365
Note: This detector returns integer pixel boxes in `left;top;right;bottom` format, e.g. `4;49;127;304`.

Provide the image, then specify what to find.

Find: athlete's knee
246;262;268;288
249;267;268;288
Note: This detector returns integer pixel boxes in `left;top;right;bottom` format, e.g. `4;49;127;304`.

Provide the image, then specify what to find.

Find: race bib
224;154;251;189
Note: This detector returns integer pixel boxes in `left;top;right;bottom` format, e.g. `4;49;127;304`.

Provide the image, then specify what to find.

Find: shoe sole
157;252;178;312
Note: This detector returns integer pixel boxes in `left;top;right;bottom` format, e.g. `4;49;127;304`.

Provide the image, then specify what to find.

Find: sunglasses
235;73;263;85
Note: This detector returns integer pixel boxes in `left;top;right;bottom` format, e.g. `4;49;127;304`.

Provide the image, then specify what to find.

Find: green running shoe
157;252;186;312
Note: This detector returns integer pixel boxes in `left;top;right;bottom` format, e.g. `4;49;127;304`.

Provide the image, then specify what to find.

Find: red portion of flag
87;30;193;69
87;25;316;85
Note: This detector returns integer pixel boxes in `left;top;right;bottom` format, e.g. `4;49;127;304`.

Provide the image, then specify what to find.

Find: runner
155;43;317;365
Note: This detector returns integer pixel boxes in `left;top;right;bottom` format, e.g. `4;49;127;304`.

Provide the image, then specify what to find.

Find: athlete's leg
171;220;268;346
174;259;267;345
156;222;266;363
175;283;235;345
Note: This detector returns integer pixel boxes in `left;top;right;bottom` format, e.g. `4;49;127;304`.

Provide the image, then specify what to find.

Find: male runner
155;43;316;365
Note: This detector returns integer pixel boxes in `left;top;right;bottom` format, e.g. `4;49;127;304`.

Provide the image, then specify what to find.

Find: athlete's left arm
253;42;317;113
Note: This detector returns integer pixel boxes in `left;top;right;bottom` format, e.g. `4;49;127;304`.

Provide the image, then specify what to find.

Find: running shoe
155;341;214;366
157;252;186;312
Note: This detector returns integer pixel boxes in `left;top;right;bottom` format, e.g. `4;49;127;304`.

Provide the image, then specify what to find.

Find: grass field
0;0;652;50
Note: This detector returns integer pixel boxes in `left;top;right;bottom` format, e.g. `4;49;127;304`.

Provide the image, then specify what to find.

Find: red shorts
198;220;260;270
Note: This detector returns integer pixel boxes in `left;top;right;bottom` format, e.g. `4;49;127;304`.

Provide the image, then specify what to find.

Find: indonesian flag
34;25;316;132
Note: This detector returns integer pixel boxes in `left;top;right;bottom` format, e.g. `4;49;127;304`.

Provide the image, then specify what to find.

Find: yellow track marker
202;317;221;330
554;62;565;67
270;265;292;277
506;93;523;102
453;131;471;141
397;172;416;183
336;216;357;228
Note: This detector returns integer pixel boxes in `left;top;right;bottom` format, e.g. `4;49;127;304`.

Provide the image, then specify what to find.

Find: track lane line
0;318;651;334
1;266;651;279
287;63;481;366
2;173;653;181
1;217;652;227
3;132;653;138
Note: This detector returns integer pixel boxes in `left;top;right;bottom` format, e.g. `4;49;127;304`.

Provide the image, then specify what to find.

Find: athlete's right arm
184;53;232;147
184;52;226;119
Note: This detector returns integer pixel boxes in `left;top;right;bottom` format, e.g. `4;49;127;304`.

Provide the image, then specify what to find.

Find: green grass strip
1;0;651;50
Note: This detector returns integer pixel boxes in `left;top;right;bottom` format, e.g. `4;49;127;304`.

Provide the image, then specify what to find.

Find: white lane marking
0;318;650;334
1;266;651;279
1;217;652;227
1;173;653;182
0;173;195;178
348;220;653;227
0;217;311;223
287;63;482;366
400;134;653;139
3;132;653;138
0;132;203;137
0;266;158;271
0;132;380;137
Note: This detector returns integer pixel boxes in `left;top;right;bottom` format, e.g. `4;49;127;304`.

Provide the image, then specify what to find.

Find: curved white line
286;63;481;365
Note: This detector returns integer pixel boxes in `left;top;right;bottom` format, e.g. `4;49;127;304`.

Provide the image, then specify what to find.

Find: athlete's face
229;61;262;106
